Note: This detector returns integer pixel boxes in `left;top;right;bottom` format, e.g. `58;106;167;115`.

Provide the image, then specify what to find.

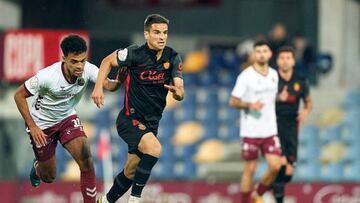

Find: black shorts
277;118;299;164
116;111;156;155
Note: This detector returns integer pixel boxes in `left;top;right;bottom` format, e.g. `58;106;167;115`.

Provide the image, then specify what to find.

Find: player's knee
124;165;136;179
78;146;94;171
41;172;56;183
269;162;281;174
142;142;162;157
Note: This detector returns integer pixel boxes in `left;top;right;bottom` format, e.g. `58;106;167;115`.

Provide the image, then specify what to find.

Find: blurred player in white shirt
14;35;121;203
229;40;281;203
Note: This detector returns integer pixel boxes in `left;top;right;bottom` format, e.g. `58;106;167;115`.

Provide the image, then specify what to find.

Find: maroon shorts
241;135;282;160
27;115;86;161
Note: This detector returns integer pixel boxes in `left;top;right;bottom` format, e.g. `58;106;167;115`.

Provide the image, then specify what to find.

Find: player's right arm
92;51;119;108
14;85;47;147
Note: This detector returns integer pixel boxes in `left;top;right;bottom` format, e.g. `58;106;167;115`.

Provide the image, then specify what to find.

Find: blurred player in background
272;46;312;203
229;40;281;203
92;14;184;203
14;35;120;203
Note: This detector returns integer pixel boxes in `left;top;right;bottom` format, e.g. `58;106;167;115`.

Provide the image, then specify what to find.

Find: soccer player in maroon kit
92;14;184;203
14;35;121;203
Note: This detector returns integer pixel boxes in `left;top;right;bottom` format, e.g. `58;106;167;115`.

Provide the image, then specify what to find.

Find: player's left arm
298;81;312;123
165;77;184;101
165;53;184;101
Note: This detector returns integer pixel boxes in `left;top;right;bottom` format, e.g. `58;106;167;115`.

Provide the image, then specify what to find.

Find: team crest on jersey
30;77;39;88
138;123;146;130
293;82;301;92
163;62;170;69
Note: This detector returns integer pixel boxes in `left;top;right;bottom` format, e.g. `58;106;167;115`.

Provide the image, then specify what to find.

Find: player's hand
164;84;183;100
29;126;47;147
249;101;264;110
278;86;289;102
297;110;309;123
91;87;104;108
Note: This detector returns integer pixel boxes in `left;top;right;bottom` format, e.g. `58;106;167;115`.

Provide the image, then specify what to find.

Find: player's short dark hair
60;34;87;57
253;40;271;49
278;46;295;58
144;14;169;31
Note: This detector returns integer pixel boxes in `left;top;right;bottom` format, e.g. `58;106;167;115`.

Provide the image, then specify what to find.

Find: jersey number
35;96;43;110
71;118;81;128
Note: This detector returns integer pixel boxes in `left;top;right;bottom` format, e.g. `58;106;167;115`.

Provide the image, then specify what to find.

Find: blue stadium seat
218;123;239;141
202;122;219;139
197;107;218;125
294;161;320;181
198;70;218;86
182;87;197;107
343;161;360;181
183;73;199;87
299;125;319;145
161;110;175;125
298;141;319;162
174;106;196;122
152;160;174;180
218;69;237;87
320;162;344;182
320;124;342;144
173;159;197;180
342;143;360;162
173;144;197;161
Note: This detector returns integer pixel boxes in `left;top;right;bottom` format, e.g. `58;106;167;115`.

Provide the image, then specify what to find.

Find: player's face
144;23;168;51
277;52;295;71
254;45;272;65
63;52;87;77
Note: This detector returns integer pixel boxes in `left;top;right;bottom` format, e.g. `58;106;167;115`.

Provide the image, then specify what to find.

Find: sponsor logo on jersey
140;70;165;81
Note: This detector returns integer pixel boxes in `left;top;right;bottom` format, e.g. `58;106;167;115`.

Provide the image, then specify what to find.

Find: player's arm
102;67;127;92
165;77;184;101
298;95;312;123
92;51;119;107
13;85;47;146
229;96;263;110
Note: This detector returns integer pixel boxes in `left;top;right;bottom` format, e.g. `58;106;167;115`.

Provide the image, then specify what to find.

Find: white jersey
24;61;99;129
231;66;278;138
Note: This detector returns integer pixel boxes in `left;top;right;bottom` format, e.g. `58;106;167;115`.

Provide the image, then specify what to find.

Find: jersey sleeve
116;45;137;67
302;80;310;98
171;53;183;79
24;71;48;96
86;63;99;83
231;73;247;99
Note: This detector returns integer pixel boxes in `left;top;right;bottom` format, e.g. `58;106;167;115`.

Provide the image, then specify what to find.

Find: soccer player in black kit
92;14;184;203
272;46;312;203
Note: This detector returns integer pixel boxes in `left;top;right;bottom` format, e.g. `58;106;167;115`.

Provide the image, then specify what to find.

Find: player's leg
59;115;96;203
240;137;259;203
240;160;257;203
105;153;140;203
272;156;287;203
129;132;161;201
253;136;281;199
273;122;298;203
31;155;57;185
28;127;58;187
64;136;96;203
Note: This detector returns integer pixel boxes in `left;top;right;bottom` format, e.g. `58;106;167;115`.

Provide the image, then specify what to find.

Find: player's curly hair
144;14;169;31
60;34;87;56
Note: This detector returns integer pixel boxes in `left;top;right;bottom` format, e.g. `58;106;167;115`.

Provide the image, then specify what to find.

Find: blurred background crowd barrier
0;0;359;202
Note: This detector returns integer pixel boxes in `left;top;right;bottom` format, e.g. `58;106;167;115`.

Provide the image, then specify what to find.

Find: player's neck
63;63;77;83
253;63;269;76
279;68;293;81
